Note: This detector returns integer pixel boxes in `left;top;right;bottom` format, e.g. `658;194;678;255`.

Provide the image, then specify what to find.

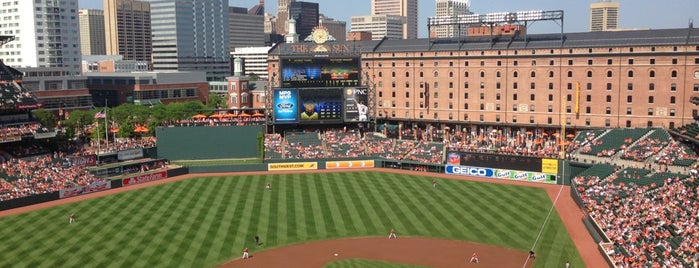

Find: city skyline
79;0;699;38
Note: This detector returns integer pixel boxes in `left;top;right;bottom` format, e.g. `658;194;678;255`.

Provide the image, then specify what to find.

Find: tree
207;93;226;110
31;109;57;128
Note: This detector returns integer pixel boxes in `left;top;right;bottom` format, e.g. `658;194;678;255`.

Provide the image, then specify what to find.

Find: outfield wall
156;125;263;160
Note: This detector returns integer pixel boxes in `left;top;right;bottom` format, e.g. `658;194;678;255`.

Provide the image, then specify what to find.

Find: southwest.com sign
445;165;495;177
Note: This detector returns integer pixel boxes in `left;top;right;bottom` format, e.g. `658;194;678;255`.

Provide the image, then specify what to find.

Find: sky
79;0;699;38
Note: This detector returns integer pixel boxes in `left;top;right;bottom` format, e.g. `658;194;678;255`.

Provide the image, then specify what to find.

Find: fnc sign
445;165;494;177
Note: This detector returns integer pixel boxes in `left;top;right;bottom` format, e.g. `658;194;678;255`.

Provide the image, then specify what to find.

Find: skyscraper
143;0;230;82
371;0;418;39
79;9;106;55
434;0;471;38
229;6;265;50
590;1;620;32
0;0;82;74
350;15;406;40
319;14;347;42
288;1;319;41
104;0;152;63
276;0;295;35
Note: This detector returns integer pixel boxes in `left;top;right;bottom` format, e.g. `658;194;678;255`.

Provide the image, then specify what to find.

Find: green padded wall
156;125;263;160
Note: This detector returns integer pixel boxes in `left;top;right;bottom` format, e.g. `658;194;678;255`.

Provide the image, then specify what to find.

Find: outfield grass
0;171;583;267
323;258;428;268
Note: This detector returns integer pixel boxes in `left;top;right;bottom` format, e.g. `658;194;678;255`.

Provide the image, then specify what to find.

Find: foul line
522;184;565;268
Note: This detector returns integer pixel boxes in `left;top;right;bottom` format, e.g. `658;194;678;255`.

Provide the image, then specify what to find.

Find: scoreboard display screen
446;151;543;173
298;88;343;124
281;58;360;88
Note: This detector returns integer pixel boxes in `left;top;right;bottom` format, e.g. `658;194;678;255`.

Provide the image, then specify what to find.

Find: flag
94;110;106;119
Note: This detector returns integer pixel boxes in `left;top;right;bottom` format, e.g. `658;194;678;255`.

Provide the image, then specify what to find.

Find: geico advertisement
445;165;495;177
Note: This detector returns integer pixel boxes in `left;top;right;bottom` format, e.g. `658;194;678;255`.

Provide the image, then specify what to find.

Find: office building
82;55;149;73
319;14;347;42
79;9;106;55
230;6;265;50
350;15;406;40
85;71;209;106
144;0;230;82
0;0;82;75
104;0;152;63
590;1;620;32
288;1;319;41
434;0;472;38
276;0;295;35
372;0;418;39
231;46;272;79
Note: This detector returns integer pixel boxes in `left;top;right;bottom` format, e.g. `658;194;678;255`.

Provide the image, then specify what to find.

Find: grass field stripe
347;172;395;233
288;173;308;241
406;175;472;238
447;181;507;244
366;173;416;235
302;173;323;239
190;178;235;266
316;172;350;236
218;176;252;259
470;184;538;248
390;175;453;237
329;172;366;234
204;177;240;262
193;179;235;266
522;184;565;268
339;172;378;234
229;176;262;251
282;173;301;242
296;174;318;240
479;184;537;248
161;179;211;267
308;173;332;238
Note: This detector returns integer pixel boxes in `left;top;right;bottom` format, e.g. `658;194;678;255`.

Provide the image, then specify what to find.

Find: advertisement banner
59;181;111;199
67;155;97;167
33;131;57;139
117;148;144;161
122;171;167;186
343;87;369;122
445;165;556;184
273;89;299;123
268;162;318;171
325;160;374;169
541;158;558;174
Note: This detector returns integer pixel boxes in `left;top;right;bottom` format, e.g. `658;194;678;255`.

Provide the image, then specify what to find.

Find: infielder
389;228;397;239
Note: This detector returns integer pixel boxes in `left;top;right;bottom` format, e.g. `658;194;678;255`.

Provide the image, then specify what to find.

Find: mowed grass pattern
0;171;583;267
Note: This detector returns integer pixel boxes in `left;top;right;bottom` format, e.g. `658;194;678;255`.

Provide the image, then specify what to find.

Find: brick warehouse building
267;27;699;130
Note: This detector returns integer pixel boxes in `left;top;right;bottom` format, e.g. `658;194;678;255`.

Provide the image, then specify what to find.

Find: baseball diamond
0;169;592;268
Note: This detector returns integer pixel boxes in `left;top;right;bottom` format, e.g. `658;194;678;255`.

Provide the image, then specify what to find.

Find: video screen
298;88;343;124
281;58;360;88
273;89;299;123
344;87;369;122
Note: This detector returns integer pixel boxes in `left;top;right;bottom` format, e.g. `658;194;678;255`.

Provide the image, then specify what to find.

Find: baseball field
0;170;584;267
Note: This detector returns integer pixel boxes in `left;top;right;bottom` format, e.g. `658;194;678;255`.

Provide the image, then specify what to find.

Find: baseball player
432;179;437;188
470;252;479;263
69;213;76;224
265;182;271;191
388;228;397;239
242;247;249;259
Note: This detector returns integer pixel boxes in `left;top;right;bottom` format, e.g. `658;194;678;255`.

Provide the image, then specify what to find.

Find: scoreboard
280;58;360;88
273;87;369;124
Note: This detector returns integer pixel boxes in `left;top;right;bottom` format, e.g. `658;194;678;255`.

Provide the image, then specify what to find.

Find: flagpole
105;99;109;152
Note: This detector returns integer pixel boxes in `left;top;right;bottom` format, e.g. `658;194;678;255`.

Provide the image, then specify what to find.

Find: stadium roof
270;27;699;56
